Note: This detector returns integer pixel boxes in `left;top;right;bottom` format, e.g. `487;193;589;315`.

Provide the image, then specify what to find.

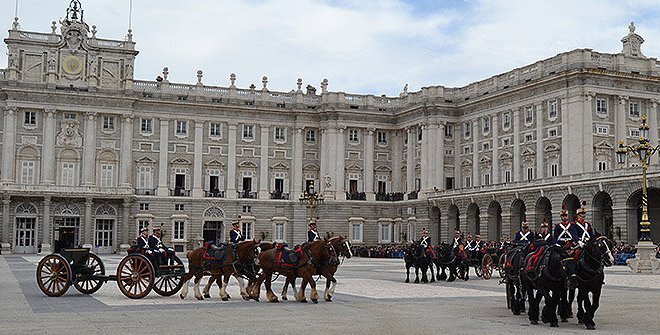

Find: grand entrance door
14;217;36;254
95;219;114;254
54;217;80;253
203;221;224;243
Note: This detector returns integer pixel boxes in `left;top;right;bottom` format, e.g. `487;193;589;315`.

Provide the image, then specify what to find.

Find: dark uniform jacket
420;236;431;248
148;235;164;250
553;222;573;244
572;220;597;243
514;230;535;243
136;236;149;249
308;229;320;242
230;229;245;244
451;237;463;249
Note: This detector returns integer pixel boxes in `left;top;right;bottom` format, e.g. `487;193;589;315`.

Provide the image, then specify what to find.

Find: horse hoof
550;322;559;328
561;318;568;323
282;296;288;301
221;297;229;301
196;296;204;301
179;294;185;300
300;299;308;303
586;324;595;330
530;320;538;325
405;279;409;283
325;297;332;302
269;298;279;303
203;294;210;299
227;295;232;300
311;299;318;304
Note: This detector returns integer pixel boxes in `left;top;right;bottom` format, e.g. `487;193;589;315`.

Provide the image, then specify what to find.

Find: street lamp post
616;114;660;273
299;181;324;227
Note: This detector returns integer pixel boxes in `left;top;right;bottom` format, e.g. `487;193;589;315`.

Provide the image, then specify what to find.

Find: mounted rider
307;219;321;242
553;206;574;247
230;215;246;261
526;220;552;272
451;230;464;250
514;217;536;245
571;202;598;260
420;228;432;249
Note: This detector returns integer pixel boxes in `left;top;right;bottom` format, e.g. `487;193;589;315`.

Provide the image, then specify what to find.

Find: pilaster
472;121;479;186
336;127;346;195
492;115;500;184
156;118;170;196
258;125;270;199
649;99;658;165
226;123;237;199
119;198;131;252
1;197;11;253
119;115;134;187
406;128;415;195
41;109;56;185
364;127;375;200
513;109;521;181
83;198;93;248
615;96;629;169
192;121;204;197
81;113;97;186
2;108;17;183
536;103;544;178
436;123;445;190
582;93;594;172
291;126;304;200
41;196;52;253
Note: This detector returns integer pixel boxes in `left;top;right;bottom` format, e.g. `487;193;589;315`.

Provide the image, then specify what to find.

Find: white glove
578;240;584;248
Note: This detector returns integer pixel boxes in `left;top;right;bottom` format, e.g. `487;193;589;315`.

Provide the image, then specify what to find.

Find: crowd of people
351;245;406;258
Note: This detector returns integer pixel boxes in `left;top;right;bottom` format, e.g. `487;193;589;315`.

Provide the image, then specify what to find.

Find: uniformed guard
553;207;573;246
537;219;552;244
136;226;149;250
514;218;535;244
230;215;245;260
307;220;321;242
420;228;432;249
572;201;597;247
148;224;168;265
451;230;463;250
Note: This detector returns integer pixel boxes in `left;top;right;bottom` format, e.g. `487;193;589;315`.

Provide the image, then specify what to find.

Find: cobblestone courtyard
1;255;659;335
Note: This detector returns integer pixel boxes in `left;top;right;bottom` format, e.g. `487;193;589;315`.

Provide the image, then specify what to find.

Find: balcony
407;191;419;200
270;191;289;200
376;192;405;201
238;190;258;199
135;188;156;195
170;188;191;197
346;192;367;201
205;190;226;198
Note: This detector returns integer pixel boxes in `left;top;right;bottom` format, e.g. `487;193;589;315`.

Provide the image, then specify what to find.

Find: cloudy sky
2;0;660;96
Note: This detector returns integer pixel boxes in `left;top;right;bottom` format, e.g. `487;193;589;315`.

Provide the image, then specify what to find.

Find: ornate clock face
62;55;83;75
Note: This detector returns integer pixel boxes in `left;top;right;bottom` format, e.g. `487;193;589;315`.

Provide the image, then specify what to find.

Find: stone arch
17;145;40;159
95;204;117;216
429;206;441;243
487;200;502;241
448;204;460;235
59;148;80;160
204;206;225;218
626;188;660;244
467;203;480;236
15;202;38;215
510;198;526;237
593;191;613;241
97;149;118;161
562;194;581;222
535;197;552;230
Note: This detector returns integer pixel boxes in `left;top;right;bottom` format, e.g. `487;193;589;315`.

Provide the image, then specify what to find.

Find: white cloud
1;0;660;96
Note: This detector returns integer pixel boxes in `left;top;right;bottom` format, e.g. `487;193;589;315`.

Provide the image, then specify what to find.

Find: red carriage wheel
152;255;185;297
116;254;154;299
73;252;105;294
482;253;493;280
36;254;72;297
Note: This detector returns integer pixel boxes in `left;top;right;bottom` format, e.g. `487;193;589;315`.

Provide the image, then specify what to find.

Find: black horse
523;244;576;327
569;236;614;330
404;241;433;283
433;243;464;282
503;244;528;315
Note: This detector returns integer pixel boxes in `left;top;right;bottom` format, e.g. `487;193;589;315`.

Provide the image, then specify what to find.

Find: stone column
472;121;479;186
2;108;17;183
492;115;500;184
156;118;170;196
259;125;270;199
364;128;375;200
291;126;304;200
420;124;429;192
392;130;402;192
41;109;56;185
81;113;97;186
1;196;11;253
192;121;204;197
406;128;415;196
226;123;237;199
336;128;346;195
649;99;659;166
436;123;445;190
536;103;544;178
83;198;93;248
41;196;52;253
615;96;629;168
454;127;461;188
120;198;131;252
561;98;570;175
513;109;521;181
119;115;134;187
582;94;594;172
320;126;337;198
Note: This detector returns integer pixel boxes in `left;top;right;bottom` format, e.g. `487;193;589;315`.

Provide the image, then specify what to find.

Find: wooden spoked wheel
116;254;154;299
475;261;483;278
482;253;493;280
152;255;185;297
73;253;105;294
36;254;72;297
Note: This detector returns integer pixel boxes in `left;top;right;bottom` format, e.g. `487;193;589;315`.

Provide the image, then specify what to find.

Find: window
629;128;641;138
464;176;472;188
463;146;471;154
100;164;114;187
349;129;359;143
102;115;115;131
445;149;454;155
173;221;186;240
24;111;36;126
305;129;316;143
175;204;184;211
137;166;153;189
525;133;533;142
210;123;221;137
141;118;153;134
241;221;253;240
243;125;254;140
527;167;535;181
525;107;534;124
139;203;150;211
21;161;36;185
548;128;557;138
444;124;453;138
596;98;607;115
483;173;491;185
274;127;286;141
482;142;490;151
95;219;113;248
351;223;363;242
463;122;471;138
61;162;75;186
64;113;76;120
377;131;387;145
417;128;423;142
379;223;391;243
629;101;640;118
597;161;609;171
596;125;609;135
445;177;454;190
482;117;490;134
504;170;512;183
502;138;511;147
176;120;188;135
242;205;252;213
137;220;150;234
550;164;559;177
548;100;558;119
274;222;285;242
503;112;511;129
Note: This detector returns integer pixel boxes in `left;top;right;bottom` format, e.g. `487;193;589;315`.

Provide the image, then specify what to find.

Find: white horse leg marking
220;280;229;299
193;280;202;300
180;279;189;298
329;281;337;296
202;277;212;296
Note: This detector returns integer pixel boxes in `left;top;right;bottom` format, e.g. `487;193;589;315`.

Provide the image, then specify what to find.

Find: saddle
525;246;546;273
276;243;303;268
203;244;230;263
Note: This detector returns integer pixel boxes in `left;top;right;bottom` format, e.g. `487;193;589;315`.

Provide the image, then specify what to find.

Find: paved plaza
0;254;659;335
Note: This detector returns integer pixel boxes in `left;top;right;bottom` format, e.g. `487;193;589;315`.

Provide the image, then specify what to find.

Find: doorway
203;221;224;243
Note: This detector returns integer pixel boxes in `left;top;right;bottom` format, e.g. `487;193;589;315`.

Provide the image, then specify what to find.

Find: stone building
0;3;658;254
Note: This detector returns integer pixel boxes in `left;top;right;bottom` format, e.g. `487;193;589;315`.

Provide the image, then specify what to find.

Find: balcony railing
238;190;258;199
407;191;418;200
135;188;156;195
376;192;405;201
170;189;190;197
346;192;367;201
270;191;289;200
205;190;226;198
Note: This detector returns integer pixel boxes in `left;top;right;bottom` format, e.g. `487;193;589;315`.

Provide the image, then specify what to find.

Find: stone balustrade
1;184;134;196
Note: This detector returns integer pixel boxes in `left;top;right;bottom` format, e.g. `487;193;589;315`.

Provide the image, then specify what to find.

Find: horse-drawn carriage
460;246;495;280
36;247;185;299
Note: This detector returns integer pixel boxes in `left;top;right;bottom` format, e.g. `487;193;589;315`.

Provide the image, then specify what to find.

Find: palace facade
1;4;659;254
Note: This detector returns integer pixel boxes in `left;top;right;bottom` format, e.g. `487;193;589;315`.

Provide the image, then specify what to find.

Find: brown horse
201;241;274;299
249;239;336;303
281;236;352;302
179;239;261;301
